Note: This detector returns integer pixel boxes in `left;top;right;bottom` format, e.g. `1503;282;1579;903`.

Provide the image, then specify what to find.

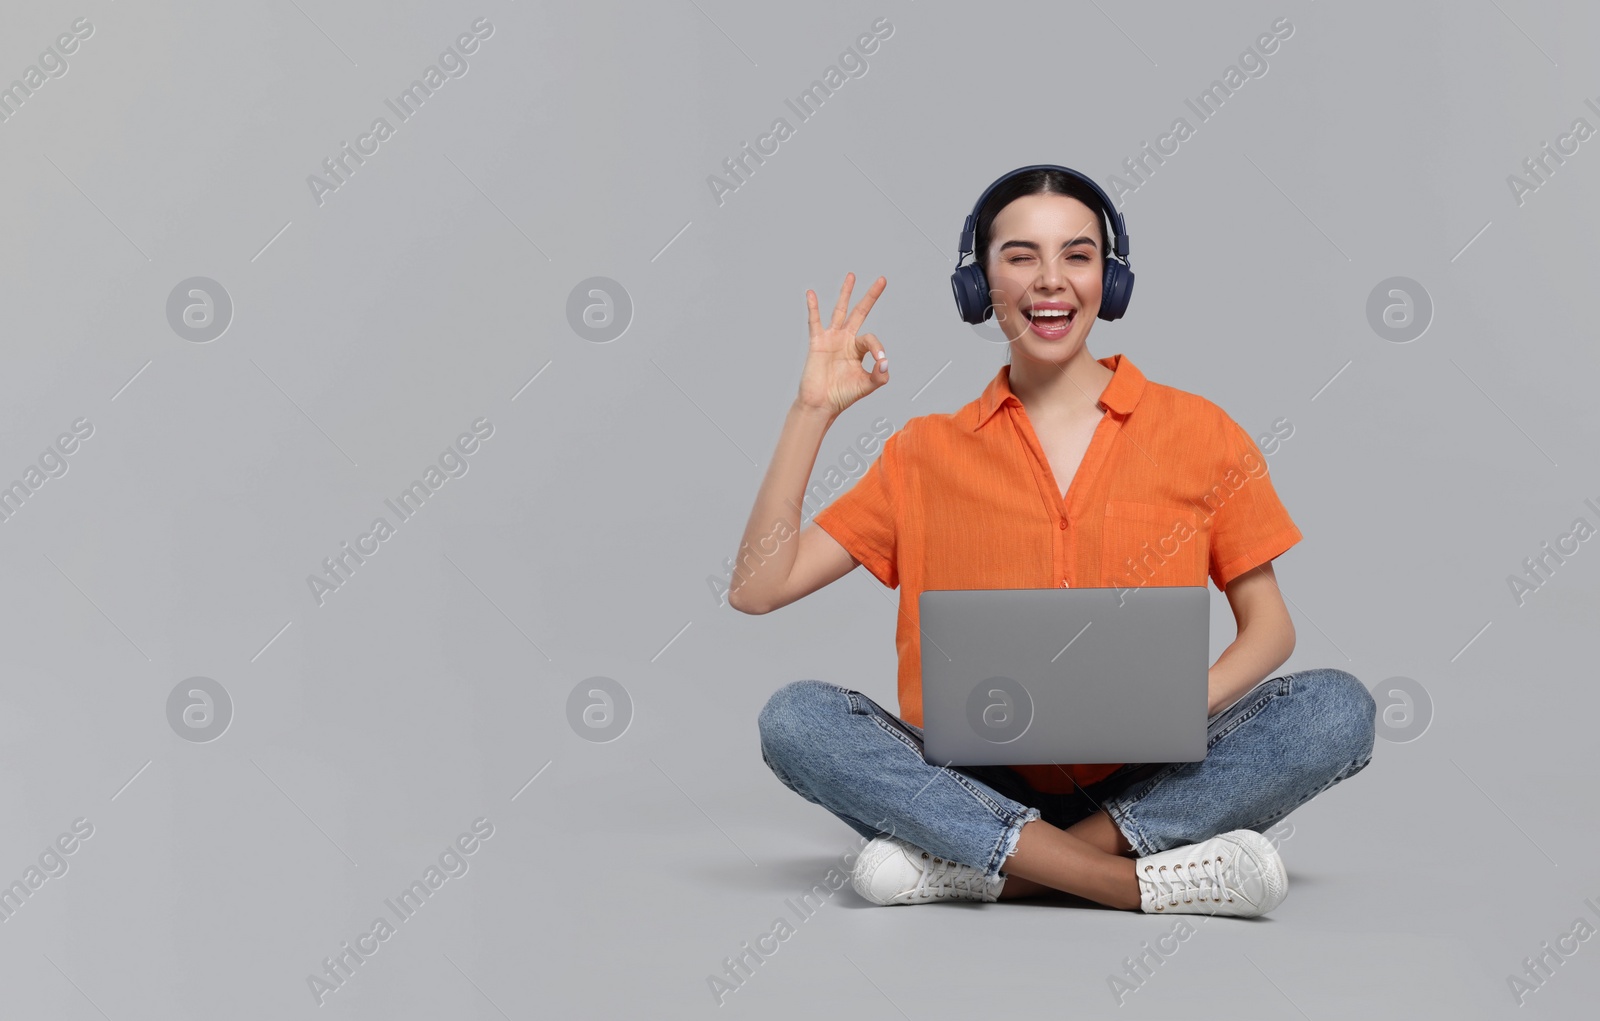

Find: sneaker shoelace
1144;852;1235;909
910;851;991;900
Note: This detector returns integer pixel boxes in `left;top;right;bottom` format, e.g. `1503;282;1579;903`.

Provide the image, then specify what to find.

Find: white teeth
1029;309;1072;317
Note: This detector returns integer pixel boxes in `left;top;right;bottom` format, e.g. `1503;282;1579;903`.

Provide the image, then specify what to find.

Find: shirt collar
974;353;1147;431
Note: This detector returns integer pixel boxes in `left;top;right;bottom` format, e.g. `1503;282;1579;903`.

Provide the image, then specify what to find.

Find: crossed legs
758;669;1376;912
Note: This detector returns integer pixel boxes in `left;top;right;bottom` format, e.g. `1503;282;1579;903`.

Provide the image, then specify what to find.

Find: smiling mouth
1023;308;1076;325
1022;307;1077;335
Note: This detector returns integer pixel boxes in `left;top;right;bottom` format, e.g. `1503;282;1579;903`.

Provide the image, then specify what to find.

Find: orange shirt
813;353;1302;795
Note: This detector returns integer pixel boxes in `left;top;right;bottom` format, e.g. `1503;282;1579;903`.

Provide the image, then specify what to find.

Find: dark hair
974;168;1115;277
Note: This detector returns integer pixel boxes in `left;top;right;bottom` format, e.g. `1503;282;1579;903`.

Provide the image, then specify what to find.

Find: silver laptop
919;587;1209;767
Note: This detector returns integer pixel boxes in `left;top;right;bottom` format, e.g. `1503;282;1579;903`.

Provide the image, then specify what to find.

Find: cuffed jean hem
1102;798;1162;859
991;805;1043;882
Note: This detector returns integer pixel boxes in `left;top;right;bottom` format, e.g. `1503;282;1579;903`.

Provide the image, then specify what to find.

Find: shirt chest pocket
1101;500;1207;589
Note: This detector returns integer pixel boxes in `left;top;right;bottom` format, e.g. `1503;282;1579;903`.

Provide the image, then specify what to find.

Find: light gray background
1;0;1596;1017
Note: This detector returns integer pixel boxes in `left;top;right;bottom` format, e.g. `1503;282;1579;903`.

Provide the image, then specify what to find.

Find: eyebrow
998;236;1100;254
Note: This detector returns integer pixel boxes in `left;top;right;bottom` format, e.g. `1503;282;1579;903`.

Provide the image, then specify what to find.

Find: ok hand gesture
797;273;889;418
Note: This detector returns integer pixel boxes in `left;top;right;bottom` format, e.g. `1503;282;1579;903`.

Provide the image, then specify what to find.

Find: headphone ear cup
1098;261;1134;321
950;263;994;324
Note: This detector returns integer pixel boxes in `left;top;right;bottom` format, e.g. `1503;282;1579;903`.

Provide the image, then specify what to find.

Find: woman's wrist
790;397;838;425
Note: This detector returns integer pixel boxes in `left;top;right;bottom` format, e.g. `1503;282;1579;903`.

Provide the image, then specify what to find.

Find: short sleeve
812;431;899;589
1207;417;1302;590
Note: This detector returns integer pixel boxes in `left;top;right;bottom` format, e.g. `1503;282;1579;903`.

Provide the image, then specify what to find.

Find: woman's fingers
829;272;856;332
810;276;886;384
844;276;887;338
857;332;888;380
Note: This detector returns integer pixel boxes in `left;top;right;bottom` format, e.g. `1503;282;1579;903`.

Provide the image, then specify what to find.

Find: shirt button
1061;580;1069;587
1059;519;1067;530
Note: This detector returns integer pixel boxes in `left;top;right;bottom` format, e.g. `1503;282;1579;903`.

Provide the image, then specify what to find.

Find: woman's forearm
1206;614;1295;716
727;399;837;613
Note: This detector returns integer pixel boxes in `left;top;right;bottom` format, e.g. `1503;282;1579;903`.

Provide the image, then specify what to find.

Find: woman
730;165;1375;917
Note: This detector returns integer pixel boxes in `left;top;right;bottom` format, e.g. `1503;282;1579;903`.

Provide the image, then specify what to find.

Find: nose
1035;253;1069;291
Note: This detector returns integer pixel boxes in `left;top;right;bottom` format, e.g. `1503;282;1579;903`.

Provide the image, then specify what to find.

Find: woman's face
983;192;1105;360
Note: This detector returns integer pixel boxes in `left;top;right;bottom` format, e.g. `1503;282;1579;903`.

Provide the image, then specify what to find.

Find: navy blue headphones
950;164;1134;324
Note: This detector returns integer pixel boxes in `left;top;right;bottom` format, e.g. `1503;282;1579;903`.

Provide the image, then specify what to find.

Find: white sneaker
1134;829;1287;918
851;836;1005;906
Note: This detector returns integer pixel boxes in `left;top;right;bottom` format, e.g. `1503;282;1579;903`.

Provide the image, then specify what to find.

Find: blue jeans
758;668;1376;881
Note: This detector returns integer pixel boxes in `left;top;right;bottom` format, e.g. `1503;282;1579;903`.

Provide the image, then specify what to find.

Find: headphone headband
957;163;1128;261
